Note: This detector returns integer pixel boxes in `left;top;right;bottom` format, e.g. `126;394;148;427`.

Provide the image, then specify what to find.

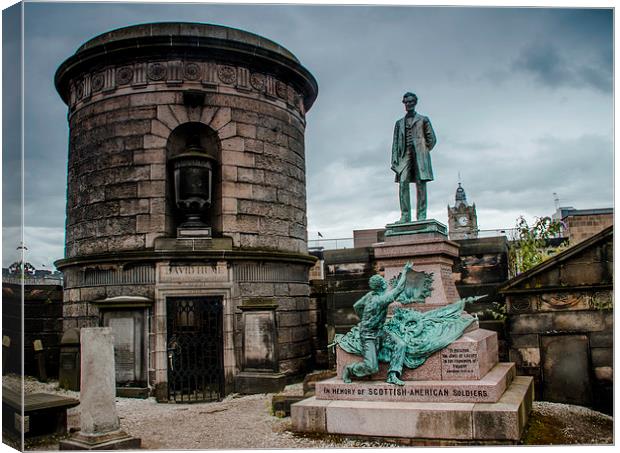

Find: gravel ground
3;375;614;450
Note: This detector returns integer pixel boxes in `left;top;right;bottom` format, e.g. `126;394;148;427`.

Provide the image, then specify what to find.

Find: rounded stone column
55;22;318;396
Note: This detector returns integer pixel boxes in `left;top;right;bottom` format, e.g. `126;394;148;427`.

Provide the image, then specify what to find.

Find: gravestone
60;328;140;450
58;328;80;391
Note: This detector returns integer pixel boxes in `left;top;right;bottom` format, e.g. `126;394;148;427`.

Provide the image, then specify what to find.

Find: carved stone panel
241;308;278;372
541;334;592;406
102;309;146;385
158;261;230;283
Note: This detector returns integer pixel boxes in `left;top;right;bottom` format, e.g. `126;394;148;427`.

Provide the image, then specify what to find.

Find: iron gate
166;296;224;403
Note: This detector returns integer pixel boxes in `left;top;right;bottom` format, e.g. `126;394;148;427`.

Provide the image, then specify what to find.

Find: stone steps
317;362;515;404
292;375;534;442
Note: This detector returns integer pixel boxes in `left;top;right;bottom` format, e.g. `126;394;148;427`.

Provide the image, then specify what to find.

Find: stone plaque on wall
242;311;277;371
235;299;287;394
240;300;279;372
158;261;229;283
108;317;136;382
102;310;146;386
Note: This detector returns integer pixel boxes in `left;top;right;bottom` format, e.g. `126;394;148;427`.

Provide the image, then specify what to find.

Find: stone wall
565;212;613;244
501;226;613;414
2;283;63;378
64;88;309;257
234;261;313;377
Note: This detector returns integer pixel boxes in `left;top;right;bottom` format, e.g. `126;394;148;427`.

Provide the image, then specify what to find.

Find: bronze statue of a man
391;92;437;223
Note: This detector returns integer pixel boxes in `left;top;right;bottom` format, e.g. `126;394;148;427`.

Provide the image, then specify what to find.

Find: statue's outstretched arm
379;263;413;306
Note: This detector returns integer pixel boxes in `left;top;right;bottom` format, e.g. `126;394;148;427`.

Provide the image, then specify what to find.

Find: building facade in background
447;183;478;240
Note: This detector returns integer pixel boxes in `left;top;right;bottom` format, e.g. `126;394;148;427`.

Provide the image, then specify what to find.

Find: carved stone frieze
276;81;288;99
510;296;531;312
69;59;304;115
91;73;105;92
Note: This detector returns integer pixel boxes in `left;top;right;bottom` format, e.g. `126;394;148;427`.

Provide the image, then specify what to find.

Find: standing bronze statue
391;92;437;222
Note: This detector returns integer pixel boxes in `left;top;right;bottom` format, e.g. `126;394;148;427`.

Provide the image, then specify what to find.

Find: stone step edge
292;376;534;442
317;362;515;404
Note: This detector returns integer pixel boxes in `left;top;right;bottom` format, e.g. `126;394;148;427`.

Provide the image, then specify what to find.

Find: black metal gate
166;296;224;403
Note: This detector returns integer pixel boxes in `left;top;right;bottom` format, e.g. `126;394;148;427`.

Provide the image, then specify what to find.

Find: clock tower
448;183;478;240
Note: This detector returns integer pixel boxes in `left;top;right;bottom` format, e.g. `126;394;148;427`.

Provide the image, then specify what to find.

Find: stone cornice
54;247;317;270
55;25;318;112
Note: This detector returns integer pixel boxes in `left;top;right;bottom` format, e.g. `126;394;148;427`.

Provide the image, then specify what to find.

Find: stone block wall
233;261;313;377
565;213;613;244
502;227;613;414
64;88;309;257
507;303;613;414
2;283;64;378
61;265;156;331
453;237;508;311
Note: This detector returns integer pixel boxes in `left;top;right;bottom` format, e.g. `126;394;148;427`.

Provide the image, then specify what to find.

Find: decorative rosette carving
116;66;134;85
75;81;84;99
250;72;266;91
147;62;167;81
218;65;237;85
91;73;105;92
184;63;201;81
276;81;288;99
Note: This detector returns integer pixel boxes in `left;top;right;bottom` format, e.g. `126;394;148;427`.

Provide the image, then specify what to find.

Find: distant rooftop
553;207;613;219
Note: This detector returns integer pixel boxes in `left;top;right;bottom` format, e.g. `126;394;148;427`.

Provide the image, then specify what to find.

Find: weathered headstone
60;328;140;450
58;328;80;391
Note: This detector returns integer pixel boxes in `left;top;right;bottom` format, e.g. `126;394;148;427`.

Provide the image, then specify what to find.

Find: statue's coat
391;113;437;182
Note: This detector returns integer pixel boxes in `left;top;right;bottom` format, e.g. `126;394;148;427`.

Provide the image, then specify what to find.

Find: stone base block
116;387;149;398
317;362;515;403
384;219;448;237
291;376;533;442
373;228;461;305
234;371;287;394
59;430;141;450
337;328;498;381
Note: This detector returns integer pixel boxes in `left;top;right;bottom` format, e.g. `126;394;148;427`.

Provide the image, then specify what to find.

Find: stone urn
170;137;216;231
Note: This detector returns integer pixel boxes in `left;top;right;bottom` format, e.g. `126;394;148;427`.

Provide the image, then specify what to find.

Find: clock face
457;216;469;226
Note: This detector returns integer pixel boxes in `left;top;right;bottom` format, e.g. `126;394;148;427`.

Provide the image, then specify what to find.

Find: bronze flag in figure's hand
337;263;475;386
391;92;436;223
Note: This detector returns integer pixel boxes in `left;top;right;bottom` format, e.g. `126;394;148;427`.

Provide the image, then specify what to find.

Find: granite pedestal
293;328;533;442
374;220;460;306
292;219;533;443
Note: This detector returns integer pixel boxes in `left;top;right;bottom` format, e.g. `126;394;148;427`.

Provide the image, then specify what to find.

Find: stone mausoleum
54;22;318;401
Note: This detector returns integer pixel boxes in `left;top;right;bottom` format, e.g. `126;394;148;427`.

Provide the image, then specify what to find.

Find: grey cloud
513;43;612;93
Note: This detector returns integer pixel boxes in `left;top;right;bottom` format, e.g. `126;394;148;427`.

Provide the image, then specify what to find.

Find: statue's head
369;275;388;292
402;92;418;112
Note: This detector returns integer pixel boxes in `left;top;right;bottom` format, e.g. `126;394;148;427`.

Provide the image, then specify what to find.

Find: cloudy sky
1;1;614;268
